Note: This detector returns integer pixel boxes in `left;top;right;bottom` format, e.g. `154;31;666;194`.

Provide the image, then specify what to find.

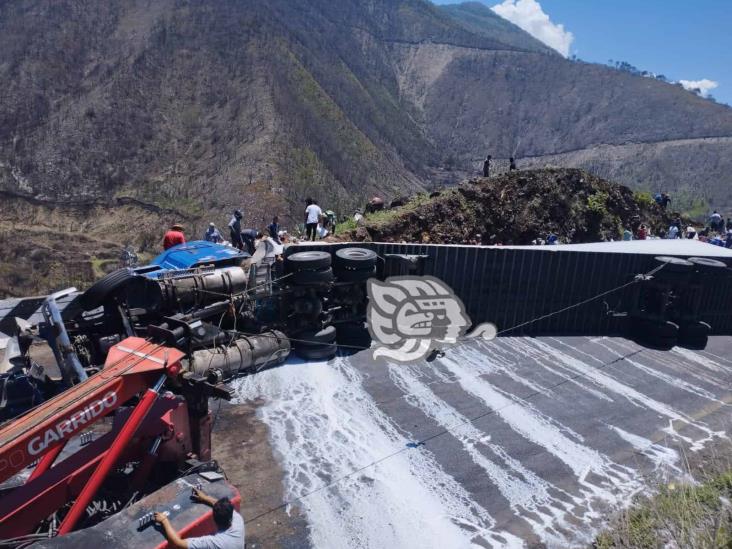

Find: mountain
0;0;731;295
438;2;555;54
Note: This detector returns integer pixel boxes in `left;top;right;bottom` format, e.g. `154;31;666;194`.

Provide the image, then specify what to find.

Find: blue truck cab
135;241;251;278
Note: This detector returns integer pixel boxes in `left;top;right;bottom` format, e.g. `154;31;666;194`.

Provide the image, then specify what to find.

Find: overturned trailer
0;238;731;546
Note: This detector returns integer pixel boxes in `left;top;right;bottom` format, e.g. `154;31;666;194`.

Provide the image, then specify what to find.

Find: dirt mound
345;169;682;245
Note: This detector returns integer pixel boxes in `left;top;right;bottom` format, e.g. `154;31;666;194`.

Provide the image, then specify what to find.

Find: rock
355;226;372;242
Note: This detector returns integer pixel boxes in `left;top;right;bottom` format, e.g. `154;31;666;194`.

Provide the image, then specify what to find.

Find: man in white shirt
304;198;322;241
154;489;245;549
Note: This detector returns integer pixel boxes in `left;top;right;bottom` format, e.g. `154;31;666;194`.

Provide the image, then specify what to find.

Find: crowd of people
161;197;340;254
160;188;732;253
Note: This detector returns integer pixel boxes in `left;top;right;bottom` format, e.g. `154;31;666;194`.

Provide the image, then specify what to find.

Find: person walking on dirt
163;223;186;250
203;223;223;243
483;155;491;177
304;198;322;241
228;210;244;250
509;157;517;171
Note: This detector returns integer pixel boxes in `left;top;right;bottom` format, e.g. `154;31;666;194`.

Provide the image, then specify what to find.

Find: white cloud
491;0;574;57
678;78;719;98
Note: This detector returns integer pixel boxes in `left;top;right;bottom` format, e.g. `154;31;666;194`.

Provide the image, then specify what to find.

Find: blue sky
432;0;731;106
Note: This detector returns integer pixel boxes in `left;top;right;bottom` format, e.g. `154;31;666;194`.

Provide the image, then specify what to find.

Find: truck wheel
630;317;678;350
79;268;135;311
292;268;334;285
287;251;332;271
335;266;377;282
293;342;337;361
296;325;337;346
678;321;711;350
336;322;371;355
335;248;377;269
654;256;693;274
687;257;727;273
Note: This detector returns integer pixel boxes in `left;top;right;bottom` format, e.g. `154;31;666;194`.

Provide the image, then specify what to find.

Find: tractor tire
79;268;135;311
335;265;377;283
335;247;377;269
292;267;334;286
286;251;332;272
293;342;338;361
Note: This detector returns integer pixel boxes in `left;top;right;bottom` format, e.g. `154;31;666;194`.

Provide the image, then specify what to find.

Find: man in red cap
163;223;186;250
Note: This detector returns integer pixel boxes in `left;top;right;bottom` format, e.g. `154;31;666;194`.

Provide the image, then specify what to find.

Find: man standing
304;198;322;241
204;223;223;243
228;210;244;250
154;488;244;548
482;155;491;177
709;211;722;232
163;224;186;250
268;216;281;244
509;157;517;171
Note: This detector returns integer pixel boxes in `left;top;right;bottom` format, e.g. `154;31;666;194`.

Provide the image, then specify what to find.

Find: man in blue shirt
204;223;223;243
267;216;281;244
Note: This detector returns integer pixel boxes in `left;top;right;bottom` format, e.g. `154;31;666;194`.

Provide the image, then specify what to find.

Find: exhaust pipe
187;330;290;382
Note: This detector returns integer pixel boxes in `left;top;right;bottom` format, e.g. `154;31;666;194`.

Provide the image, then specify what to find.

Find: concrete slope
232;335;732;547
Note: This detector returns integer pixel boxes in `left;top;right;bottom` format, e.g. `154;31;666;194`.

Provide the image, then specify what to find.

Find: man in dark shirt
228;210;244;250
482;155;491;177
268;216;281;244
163;224;186;250
240;229;259;256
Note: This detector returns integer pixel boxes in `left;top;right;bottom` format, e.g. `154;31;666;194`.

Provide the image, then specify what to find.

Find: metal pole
57;375;167;535
41;288;87;384
26;440;67;483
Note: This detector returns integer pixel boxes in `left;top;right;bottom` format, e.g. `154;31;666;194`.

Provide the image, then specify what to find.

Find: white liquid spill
565;338;724;404
388;363;594;544
605;424;681;475
232;357;522;549
610;338;726;389
529;340;725;452
492;339;615;403
672;347;729;373
437;347;639;507
474;344;559;398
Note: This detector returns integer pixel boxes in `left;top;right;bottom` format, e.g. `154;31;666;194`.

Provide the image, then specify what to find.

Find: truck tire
286;251;331;271
293;342;337;361
630;317;678;350
296;325;337;346
335;265;377;283
79;268;135;311
292;267;334;285
654;256;693;274
687;257;727;273
335;248;377;269
336;322;371;355
678;321;711;350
